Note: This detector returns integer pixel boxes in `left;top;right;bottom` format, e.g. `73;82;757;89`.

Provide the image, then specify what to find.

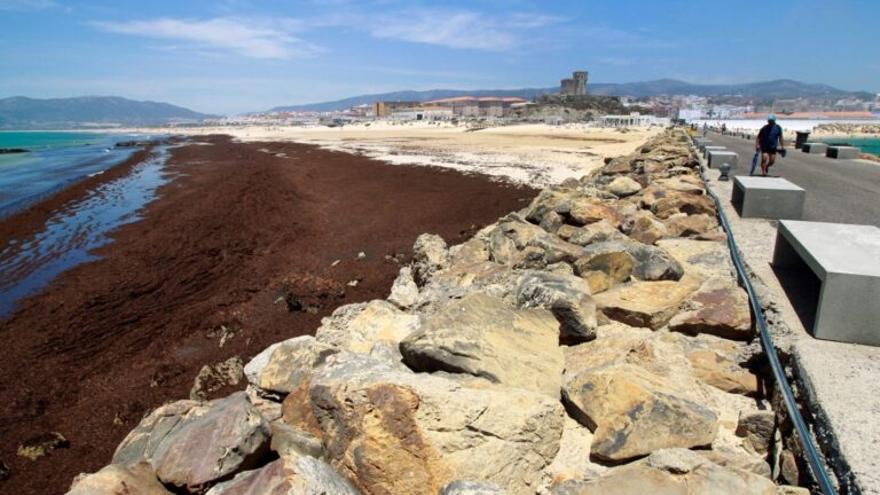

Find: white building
390;107;454;121
597;113;671;127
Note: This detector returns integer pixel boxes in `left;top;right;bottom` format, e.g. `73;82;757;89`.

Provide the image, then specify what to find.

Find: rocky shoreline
65;130;806;495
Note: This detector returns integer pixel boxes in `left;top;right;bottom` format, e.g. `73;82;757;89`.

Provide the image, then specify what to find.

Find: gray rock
270;421;324;460
205;456;359;495
606;176;642;197
625;243;684;281
573;242;635;294
566;219;628;246
413;233;449;285
540;210;565;233
244;336;337;394
388;266;420;308
113;392;270;491
315;300;420;354
736;411;775;455
515;270;597;344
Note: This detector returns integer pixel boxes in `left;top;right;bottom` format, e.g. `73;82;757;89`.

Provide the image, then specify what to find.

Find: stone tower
573;71;588;95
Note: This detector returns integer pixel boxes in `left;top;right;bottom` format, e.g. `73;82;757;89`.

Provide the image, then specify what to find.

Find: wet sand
0;135;536;494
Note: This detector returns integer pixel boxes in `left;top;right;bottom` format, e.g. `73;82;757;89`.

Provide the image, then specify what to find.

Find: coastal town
195;69;880;129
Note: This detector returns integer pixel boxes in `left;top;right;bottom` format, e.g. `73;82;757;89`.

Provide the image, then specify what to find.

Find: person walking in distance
755;114;785;176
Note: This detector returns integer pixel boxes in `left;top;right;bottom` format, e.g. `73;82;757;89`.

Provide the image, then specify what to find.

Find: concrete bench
826;146;860;159
801;142;828;154
773;220;880;345
703;145;725;158
697;141;715;153
708;150;739;169
732;176;804;219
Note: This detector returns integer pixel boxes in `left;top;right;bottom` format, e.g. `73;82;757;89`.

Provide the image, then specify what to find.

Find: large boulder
244;336;337;394
627;211;668;245
606;176;642;197
562;362;718;462
67;463;171;495
572;242;635;294
315;300;420;354
400;293;564;397
310;353;564;494
563;219;628;246
625;243;684;281
113;392;270;492
561;324;722;462
663;213;719;238
205;455;359;495
556;448;777;494
683;338;759;397
656;239;736;281
593;277;699;329
669;277;753;340
641;186;715;220
515;270;597;344
564;198;623;228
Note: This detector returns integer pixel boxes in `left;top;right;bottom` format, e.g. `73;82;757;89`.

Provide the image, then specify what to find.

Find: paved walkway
699;136;880;495
707;132;880;226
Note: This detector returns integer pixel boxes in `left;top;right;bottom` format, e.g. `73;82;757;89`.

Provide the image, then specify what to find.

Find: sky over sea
1;0;878;114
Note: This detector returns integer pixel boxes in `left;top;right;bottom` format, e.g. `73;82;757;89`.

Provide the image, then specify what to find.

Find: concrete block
697;141;715;152
826;146;860;159
732;176;804;219
801;142;828;154
708;150;739;169
702;145;725;158
773;220;880;345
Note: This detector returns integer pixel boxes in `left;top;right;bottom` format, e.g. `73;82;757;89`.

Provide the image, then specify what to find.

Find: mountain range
1;79;874;128
0;96;216;129
269;79;875;113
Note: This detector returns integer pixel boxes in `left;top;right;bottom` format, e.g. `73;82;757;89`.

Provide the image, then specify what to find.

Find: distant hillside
589;79;875;100
0;96;216;129
270;79;874;112
269;88;558;113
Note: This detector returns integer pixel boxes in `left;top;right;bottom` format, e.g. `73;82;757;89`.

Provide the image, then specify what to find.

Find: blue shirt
758;123;782;150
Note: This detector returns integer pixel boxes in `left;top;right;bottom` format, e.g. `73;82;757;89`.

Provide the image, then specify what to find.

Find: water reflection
0;147;172;317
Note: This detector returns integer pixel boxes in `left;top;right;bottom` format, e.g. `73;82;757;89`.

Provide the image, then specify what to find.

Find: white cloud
364;9;560;51
92;17;319;60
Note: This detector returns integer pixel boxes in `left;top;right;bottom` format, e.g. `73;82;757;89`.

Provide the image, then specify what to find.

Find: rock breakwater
66;130;803;495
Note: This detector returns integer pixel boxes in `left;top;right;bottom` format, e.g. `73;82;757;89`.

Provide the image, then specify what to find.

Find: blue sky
1;0;878;114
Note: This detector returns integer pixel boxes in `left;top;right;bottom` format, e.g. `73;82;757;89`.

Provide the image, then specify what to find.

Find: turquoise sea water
0;131;173;317
0;131;146;218
816;137;880;157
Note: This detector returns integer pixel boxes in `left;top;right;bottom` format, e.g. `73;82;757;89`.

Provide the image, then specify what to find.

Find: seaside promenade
703;132;880;494
708;132;880;225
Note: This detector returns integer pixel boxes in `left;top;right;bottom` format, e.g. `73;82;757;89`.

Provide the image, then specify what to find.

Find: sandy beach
120;122;662;187
0;135;538;494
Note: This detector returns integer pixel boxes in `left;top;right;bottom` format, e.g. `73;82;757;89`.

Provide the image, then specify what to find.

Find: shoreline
0;147;154;240
0;135;538;494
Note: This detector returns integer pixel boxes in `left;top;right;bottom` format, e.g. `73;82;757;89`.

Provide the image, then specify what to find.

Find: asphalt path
706;132;880;226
